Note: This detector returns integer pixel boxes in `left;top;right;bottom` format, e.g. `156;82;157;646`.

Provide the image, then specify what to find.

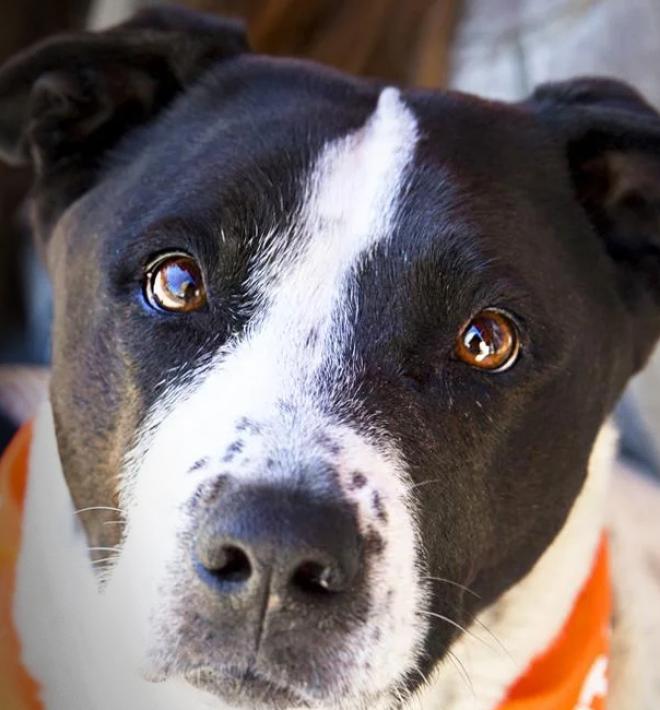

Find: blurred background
0;0;659;478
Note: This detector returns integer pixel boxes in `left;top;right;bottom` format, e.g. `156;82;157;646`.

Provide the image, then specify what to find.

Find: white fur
606;460;660;709
14;403;102;709
14;404;240;709
101;87;426;706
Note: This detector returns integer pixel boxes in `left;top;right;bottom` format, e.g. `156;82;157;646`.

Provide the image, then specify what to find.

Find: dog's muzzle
175;478;369;705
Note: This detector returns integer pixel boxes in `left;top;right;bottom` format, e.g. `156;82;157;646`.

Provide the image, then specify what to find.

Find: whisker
421;611;501;655
410;478;443;490
446;650;475;698
422;610;470;636
90;556;118;566
469;616;513;662
412;665;429;687
87;546;119;553
425;584;512;661
75;506;126;515
443;596;513;662
103;520;125;526
420;575;481;599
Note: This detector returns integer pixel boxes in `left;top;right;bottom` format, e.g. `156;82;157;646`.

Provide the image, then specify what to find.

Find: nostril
203;544;252;584
291;560;345;595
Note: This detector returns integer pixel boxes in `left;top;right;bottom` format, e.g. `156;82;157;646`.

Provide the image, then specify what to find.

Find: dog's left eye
144;252;207;313
456;309;520;372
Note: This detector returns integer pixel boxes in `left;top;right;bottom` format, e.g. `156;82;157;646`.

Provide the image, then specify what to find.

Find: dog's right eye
143;252;207;313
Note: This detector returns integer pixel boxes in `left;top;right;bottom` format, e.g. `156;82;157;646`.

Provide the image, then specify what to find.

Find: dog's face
2;7;660;709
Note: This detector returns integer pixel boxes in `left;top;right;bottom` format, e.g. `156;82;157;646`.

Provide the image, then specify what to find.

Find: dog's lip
183;665;310;707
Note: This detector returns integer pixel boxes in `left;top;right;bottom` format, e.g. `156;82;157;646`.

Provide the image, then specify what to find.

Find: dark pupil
165;261;199;300
464;319;499;357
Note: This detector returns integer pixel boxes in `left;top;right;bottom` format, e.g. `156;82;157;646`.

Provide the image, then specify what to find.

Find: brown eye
456;309;520;372
144;252;206;313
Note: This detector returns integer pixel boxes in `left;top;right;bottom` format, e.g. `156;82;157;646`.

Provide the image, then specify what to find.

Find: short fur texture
2;7;660;709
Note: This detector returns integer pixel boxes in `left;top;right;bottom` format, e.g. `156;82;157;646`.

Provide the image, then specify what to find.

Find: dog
0;6;659;710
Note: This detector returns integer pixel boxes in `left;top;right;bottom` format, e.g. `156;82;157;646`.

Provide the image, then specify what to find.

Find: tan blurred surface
182;0;460;87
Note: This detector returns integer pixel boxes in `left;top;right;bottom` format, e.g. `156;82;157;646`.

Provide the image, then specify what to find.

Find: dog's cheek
46;213;149;551
335;430;430;698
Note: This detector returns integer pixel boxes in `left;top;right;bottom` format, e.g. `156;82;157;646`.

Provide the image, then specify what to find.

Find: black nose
194;485;362;600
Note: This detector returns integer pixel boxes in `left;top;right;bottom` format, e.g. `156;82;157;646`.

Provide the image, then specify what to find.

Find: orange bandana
497;534;610;710
0;424;41;710
0;426;610;710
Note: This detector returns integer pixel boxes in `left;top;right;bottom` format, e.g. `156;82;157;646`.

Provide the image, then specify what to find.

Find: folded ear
0;6;248;168
0;5;247;231
530;78;660;363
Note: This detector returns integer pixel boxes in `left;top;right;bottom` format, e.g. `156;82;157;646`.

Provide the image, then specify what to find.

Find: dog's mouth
183;666;310;708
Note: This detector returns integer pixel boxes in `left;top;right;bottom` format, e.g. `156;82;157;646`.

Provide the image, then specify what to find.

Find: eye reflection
144;252;207;313
456;310;520;372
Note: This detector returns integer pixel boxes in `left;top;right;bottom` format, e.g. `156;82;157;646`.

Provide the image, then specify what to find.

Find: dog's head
2;7;660;708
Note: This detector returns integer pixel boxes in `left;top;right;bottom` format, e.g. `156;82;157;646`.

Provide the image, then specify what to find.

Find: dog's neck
13;404;615;710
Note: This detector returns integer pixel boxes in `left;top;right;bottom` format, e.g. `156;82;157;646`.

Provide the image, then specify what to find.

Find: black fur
1;6;660;706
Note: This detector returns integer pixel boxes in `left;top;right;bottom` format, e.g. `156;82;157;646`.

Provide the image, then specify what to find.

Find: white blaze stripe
119;87;419;496
102;87;425;706
232;86;419;393
265;86;418;362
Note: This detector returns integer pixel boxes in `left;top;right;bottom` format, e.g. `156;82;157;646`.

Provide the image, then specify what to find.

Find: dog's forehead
246;87;418;330
89;58;542;238
74;67;558;295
